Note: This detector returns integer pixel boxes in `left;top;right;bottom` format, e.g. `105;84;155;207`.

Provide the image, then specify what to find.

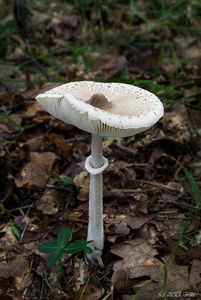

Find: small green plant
11;222;22;239
71;44;91;74
131;165;201;299
183;167;201;209
37;227;92;267
52;172;74;186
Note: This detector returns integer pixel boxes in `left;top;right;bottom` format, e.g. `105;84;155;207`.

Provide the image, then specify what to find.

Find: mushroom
36;81;164;263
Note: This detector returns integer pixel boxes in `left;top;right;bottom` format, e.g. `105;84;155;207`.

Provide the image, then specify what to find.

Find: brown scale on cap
86;93;112;110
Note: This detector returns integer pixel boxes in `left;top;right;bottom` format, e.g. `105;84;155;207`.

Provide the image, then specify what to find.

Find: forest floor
0;1;201;299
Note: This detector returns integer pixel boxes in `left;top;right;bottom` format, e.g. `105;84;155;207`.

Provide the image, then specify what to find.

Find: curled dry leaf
1;224;17;246
25;102;45;117
15;152;58;189
36;189;59;215
73;171;89;201
73;258;89;292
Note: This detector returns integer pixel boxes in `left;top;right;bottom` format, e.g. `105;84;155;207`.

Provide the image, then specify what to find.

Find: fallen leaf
0;277;14;299
76;282;104;300
133;258;191;300
0;123;10;133
189;259;201;288
103;137;120;152
0;255;29;278
73;171;89;201
111;239;160;283
106;214;153;237
73;258;89;292
36;189;59;215
6;48;28;61
15;152;58;189
185;44;201;58
15;271;33;292
47;133;72;159
24;136;44;152
25;102;44;117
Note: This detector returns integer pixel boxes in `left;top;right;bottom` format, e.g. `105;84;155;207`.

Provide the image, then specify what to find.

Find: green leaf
57;227;72;247
84;246;93;254
64;240;91;254
47;249;64;267
162;266;168;294
62;177;73;186
183;167;201;209
37;240;58;254
11;224;21;239
52;172;61;182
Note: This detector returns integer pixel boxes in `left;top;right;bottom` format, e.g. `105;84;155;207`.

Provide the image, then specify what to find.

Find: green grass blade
162;266;168;300
183;167;201;209
11;224;21;239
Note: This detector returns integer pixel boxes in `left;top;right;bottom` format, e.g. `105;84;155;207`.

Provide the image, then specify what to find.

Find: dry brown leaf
0;255;29;278
1;224;17;246
47;133;72;159
25;102;45;117
111;239;160;282
106;215;153;238
76;282;104;300
0;277;14;300
141;223;159;245
133;261;191;300
73;171;89;201
0;65;26;93
6;48;28;61
189;259;201;289
73;259;89;292
15;271;33;292
15;152;58;189
103;137;120;152
185;44;201;58
0;123;11;133
36;189;59;215
24;136;44;151
112;245;192;298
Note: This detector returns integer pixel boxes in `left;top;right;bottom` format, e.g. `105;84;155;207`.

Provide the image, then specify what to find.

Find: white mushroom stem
86;134;105;261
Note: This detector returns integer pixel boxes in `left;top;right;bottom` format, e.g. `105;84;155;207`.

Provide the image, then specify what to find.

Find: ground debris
1;0;201;299
15;152;58;188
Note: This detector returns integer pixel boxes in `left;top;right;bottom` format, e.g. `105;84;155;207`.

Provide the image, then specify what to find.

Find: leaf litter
0;0;201;299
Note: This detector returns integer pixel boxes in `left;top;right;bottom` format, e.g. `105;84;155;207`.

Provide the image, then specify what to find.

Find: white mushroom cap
36;81;164;137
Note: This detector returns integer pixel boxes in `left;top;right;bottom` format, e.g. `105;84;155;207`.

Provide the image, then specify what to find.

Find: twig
114;142;137;156
20;204;34;241
134;179;185;193
161;200;201;214
7;204;34;212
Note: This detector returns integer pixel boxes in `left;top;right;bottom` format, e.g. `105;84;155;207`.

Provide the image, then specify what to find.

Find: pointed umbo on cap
36;81;164;137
